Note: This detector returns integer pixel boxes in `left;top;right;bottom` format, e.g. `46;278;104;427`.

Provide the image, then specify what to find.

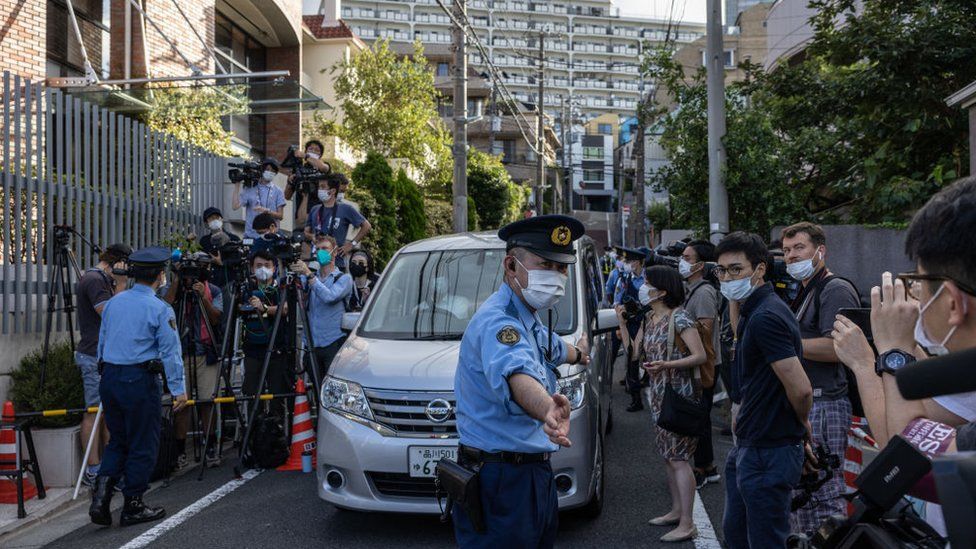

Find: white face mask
208;219;222;231
720;272;758;302
306;151;320;159
317;189;331;203
262;170;275;182
913;284;962;356
787;249;822;281
678;259;697;279
514;258;568;311
622;263;634;275
615;260;625;271
638;284;660;306
254;266;274;282
336;192;345;202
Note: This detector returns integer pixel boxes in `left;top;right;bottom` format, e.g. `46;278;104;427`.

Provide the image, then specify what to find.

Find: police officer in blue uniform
453;214;591;548
90;247;187;527
613;246;648;412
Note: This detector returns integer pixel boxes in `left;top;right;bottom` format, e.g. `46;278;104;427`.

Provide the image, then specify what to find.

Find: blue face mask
316;248;332;266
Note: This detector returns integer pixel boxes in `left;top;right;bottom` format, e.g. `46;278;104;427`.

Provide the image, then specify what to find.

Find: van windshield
359;249;577;340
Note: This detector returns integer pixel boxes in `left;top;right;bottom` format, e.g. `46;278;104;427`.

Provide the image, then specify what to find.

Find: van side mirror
341;312;361;332
592;308;617;336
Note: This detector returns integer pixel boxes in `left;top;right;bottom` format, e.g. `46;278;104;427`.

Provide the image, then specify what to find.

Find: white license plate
408;446;458;478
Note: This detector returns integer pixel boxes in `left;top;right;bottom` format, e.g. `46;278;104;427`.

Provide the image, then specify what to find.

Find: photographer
249;212;284;257
833;177;976;452
347;249;378;312
304;174;371;270
232;158;285;238
199;207;240;289
284;140;332;217
289;235;352;381
780;222;860;535
75;243;130;487
159;253;224;468
715;232;814;549
240;250;293;419
679;240;723;489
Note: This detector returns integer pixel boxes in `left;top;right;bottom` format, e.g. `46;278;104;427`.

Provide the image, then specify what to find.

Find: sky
612;0;708;24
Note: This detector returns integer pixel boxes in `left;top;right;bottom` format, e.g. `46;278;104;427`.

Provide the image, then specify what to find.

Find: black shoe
626;399;645;412
618;379;627;386
119;496;166;526
89;476;116;526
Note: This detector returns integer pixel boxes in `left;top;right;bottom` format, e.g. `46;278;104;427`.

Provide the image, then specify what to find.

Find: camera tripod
234;261;324;476
41;225;101;388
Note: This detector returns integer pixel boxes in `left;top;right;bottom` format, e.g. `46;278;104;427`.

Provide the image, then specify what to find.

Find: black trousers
694;382;716;469
307;337;346;385
243;352;294;419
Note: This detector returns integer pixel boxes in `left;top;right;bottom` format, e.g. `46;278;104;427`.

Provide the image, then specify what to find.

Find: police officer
613;246;649;412
453;215;590;548
90;247;187;527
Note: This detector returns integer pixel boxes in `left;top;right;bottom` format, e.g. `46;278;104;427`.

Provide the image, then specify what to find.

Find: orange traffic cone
277;379;317;471
0;401;39;503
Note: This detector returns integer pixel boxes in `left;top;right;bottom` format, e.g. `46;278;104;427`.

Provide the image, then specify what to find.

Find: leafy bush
352;152;399;270
394;169;428;244
10;341;84;428
467;197;480;231
424;199;453;236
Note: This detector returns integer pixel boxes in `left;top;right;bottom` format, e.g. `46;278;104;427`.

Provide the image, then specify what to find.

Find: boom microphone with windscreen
895;347;976;400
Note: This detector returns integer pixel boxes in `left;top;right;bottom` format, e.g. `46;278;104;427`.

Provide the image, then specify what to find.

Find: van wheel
579;431;605;519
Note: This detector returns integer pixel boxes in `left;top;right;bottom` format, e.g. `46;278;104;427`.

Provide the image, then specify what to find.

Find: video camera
260;232;305;264
173;252;212;283
228;160;263;188
791;443;842;512
282;145;331;196
769;250;800;302
647;240;721;285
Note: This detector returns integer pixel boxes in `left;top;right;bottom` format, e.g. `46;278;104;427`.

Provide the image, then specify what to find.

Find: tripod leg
40;251;65;389
295;294;323;410
238;282;289;473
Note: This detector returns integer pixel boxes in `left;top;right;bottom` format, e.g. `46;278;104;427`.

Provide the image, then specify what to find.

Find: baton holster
435;458;485;533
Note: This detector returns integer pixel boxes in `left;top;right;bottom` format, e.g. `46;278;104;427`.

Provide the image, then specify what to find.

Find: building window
501;140;516;163
216;10;268;157
582;146;603;160
701;49;736;69
597;123;612;135
47;0;111;79
583;169;603;182
437;62;450;77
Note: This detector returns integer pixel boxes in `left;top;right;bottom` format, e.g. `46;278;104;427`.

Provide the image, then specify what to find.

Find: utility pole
706;0;729;244
565;95;574;213
451;0;468;233
535;33;546;216
488;85;497;156
559;94;568;215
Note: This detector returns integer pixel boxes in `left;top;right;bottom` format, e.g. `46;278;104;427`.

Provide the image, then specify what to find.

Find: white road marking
117;469;262;549
693;490;722;549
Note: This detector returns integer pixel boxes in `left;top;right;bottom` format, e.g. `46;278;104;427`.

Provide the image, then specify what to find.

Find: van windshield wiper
407;334;463;341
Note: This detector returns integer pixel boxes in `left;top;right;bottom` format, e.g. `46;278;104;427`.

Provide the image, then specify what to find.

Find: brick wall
264;44;302;160
109;0;213;80
0;0;46;80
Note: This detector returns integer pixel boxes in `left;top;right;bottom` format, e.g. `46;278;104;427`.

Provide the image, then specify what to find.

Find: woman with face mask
634;266;708;543
346;250;378;312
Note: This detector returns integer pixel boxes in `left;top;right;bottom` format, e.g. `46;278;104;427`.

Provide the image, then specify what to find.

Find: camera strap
316;204;339;236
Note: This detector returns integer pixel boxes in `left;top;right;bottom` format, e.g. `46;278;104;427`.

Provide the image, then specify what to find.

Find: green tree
310;39;452;186
142;85;245;156
352;152;399;269
467;149;514;230
394;169;428;244
467;196;481;231
424;198;454;236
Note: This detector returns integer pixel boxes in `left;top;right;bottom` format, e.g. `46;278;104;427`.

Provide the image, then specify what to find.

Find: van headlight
321;376;374;421
557;371;587;410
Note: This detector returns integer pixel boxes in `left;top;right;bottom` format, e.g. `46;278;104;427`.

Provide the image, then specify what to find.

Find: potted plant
10;341;85;488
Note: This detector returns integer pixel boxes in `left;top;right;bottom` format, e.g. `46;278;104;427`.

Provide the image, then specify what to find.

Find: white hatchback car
316;231;617;516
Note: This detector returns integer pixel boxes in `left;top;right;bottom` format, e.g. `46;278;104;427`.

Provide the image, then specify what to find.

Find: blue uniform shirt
605;268;620;302
455;283;567;454
240;182;286;238
308;268;353;348
613;272;642;305
97;284;186;396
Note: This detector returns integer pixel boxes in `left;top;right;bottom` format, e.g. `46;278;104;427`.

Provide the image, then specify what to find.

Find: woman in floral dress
637;266;707;543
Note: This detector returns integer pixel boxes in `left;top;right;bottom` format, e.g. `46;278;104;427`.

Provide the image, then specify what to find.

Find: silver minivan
316;231;617;516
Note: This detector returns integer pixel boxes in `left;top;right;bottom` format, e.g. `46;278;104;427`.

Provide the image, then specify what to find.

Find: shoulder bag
656;311;707;437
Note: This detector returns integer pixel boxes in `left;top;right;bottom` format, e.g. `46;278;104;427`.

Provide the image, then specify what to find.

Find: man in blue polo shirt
715;232;814;549
304;174;371;270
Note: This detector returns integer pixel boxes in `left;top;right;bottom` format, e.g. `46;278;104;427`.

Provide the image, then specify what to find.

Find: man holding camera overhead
285;140;332;218
232;158;286;239
304;174;371;270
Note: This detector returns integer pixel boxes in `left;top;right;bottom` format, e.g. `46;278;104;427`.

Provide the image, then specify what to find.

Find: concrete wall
772;225;914;299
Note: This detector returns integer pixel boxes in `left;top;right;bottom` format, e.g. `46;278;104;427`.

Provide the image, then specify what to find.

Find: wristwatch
350;240;359;248
876;349;916;376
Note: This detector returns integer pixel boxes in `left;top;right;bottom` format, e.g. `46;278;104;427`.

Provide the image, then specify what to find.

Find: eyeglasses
713;265;747;279
897;272;976;301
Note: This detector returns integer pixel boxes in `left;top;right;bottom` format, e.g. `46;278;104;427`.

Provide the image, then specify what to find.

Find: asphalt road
7;358;733;549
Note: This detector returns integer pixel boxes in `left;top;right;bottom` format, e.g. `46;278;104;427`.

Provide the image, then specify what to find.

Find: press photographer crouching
240;250;293;419
249;212;284;257
289;234;352;382
304;174;371;271
159;252;224;469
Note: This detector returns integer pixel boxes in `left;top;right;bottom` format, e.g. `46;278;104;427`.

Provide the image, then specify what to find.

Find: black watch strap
876;349;916;376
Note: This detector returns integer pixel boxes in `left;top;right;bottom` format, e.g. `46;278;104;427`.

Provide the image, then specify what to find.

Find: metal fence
0;71;228;335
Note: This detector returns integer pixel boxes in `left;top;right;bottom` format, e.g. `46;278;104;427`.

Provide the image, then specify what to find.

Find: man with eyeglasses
715;232;816;549
832;176;976;456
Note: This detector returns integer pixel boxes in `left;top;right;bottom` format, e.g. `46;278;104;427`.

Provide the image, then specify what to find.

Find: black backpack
246;412;289;469
151;411;180;481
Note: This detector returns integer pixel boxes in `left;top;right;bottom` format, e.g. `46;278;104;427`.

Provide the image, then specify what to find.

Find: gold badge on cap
551;226;572;246
496;325;521;346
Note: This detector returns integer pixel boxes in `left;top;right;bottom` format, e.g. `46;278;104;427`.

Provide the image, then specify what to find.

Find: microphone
895;347;976;400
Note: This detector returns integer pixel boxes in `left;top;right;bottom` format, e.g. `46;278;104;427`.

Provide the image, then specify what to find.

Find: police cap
497;214;586;264
128;246;171;271
613;245;648;262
